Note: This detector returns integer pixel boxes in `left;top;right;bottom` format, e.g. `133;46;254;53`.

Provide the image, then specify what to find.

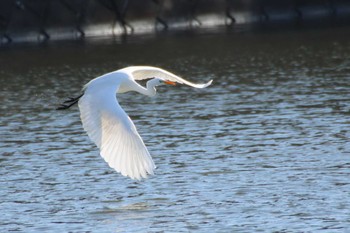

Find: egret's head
149;78;177;87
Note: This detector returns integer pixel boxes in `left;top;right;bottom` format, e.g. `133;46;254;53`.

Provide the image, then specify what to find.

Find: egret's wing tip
198;79;213;88
205;79;213;87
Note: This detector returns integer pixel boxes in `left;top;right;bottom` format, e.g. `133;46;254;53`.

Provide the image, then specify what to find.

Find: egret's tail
56;93;84;110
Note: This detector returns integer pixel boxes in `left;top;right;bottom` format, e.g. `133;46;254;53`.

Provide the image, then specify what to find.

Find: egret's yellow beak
164;80;177;86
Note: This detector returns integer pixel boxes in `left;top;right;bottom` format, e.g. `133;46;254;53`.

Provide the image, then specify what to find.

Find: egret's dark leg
56;93;84;110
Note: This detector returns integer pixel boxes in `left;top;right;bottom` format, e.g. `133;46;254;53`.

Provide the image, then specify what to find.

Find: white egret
58;66;212;180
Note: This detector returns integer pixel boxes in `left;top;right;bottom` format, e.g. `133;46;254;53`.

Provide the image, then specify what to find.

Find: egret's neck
134;79;158;97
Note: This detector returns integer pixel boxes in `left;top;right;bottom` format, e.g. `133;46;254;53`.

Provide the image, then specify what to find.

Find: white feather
120;66;213;88
79;81;155;180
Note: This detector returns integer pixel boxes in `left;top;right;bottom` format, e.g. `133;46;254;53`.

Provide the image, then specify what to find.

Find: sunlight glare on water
1;27;350;232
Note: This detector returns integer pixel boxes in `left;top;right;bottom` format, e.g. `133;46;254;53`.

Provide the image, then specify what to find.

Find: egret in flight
57;66;212;180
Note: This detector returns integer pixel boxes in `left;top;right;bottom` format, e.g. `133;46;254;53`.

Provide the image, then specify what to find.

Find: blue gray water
1;27;350;232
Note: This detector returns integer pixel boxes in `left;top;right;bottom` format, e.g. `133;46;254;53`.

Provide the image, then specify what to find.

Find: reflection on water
1;27;350;232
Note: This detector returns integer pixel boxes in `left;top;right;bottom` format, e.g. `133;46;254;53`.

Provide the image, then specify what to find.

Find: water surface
1;27;350;232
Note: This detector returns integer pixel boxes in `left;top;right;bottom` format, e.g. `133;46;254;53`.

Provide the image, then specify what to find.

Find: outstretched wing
78;86;155;180
120;66;213;88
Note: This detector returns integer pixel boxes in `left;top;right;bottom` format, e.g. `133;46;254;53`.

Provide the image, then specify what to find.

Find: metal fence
1;0;350;43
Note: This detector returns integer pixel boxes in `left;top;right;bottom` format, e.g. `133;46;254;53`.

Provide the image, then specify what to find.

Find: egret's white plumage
62;66;212;180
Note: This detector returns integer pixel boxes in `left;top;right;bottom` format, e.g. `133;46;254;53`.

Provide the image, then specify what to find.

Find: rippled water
1;27;350;232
